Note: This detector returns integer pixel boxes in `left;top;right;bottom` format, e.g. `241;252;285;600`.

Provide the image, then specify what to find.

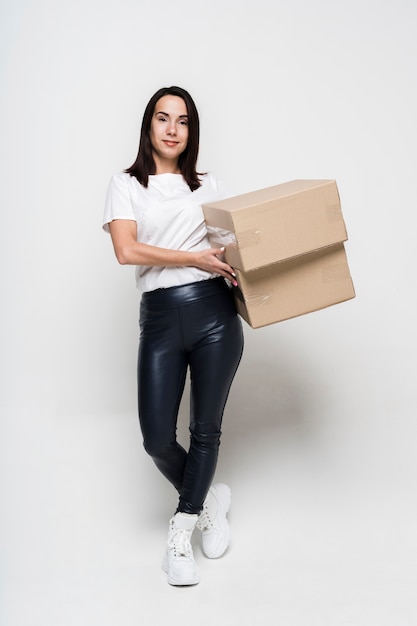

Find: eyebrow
156;110;188;118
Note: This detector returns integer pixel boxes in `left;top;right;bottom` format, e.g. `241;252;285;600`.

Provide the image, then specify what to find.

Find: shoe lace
168;528;192;557
196;506;213;531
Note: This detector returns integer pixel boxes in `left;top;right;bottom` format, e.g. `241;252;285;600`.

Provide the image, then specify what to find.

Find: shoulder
107;171;148;198
106;171;129;193
108;171;134;188
198;172;233;200
199;172;220;190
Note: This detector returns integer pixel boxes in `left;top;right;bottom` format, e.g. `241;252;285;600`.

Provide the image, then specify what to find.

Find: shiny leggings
137;278;244;515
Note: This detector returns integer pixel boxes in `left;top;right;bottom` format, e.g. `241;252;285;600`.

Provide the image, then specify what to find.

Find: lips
163;140;179;147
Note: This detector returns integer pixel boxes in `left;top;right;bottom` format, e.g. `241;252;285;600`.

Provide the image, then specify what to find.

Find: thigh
186;296;244;430
138;306;188;445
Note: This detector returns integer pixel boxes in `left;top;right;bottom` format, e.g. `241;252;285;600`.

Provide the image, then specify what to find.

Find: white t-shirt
103;171;231;293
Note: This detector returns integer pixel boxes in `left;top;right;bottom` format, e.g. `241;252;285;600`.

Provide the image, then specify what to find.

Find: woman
103;86;244;586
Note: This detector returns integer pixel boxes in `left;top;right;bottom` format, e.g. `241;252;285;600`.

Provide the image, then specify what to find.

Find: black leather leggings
137;277;244;515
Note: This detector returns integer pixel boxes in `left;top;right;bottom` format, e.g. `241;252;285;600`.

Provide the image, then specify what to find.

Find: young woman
103;86;244;586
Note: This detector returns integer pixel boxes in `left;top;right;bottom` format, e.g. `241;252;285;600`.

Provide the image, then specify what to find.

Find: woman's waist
140;276;229;308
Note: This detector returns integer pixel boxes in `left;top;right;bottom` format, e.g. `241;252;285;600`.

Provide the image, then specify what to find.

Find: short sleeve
102;173;136;232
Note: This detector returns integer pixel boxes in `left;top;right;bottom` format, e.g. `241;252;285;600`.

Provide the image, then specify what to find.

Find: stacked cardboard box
203;179;355;328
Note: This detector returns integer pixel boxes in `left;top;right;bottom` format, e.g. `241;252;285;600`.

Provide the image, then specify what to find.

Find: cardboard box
203;179;347;272
232;243;355;328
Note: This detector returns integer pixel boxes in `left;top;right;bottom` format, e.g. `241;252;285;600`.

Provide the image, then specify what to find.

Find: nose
167;123;176;136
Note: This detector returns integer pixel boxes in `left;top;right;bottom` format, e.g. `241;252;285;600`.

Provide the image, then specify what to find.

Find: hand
192;247;238;286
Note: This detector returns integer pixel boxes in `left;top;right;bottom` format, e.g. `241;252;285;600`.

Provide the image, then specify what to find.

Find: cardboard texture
203;179;347;272
232;243;355;328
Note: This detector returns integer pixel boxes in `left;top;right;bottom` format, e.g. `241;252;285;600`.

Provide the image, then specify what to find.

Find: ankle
172;511;199;530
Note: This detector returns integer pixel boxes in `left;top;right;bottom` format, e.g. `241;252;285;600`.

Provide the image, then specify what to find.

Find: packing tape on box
232;284;271;306
206;226;261;249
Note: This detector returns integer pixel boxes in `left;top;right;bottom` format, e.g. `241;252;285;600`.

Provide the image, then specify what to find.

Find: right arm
108;219;238;284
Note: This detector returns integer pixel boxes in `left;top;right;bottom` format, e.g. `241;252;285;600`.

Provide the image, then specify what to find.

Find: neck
153;154;180;175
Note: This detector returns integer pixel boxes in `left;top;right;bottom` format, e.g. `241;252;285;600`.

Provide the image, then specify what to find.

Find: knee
190;424;221;449
143;437;176;460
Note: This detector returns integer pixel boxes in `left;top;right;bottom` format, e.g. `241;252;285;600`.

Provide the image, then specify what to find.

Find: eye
179;119;188;126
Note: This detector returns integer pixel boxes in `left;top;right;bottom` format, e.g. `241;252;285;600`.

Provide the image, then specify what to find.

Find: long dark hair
125;86;202;191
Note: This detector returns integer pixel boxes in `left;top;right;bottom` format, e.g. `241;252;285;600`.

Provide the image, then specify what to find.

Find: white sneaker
197;483;231;559
162;512;200;586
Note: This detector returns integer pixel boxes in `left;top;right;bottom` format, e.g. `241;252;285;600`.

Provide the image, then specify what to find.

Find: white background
1;0;416;624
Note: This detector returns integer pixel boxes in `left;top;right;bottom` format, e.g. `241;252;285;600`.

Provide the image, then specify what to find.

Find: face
149;95;189;172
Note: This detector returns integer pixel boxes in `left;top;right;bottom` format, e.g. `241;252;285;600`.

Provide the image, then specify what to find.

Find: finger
220;265;238;286
227;273;238;287
221;262;236;278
